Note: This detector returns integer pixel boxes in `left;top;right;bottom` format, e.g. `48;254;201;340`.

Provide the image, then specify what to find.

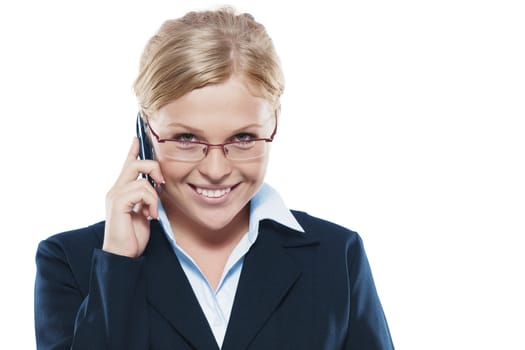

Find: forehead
152;77;272;129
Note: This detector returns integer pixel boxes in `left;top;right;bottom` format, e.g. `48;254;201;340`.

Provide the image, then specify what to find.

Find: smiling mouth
194;186;232;198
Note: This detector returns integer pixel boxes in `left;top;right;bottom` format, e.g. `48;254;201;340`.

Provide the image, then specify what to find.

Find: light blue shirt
157;183;304;348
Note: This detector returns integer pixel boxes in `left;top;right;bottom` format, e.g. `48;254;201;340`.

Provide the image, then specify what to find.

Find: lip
188;183;240;204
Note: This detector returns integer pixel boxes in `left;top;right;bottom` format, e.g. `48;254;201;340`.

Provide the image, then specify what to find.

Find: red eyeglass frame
145;116;278;157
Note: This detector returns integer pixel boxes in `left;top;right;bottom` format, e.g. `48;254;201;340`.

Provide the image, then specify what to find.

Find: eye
232;133;256;143
174;133;198;143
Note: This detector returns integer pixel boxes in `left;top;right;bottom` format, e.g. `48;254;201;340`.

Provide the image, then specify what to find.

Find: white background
1;0;524;349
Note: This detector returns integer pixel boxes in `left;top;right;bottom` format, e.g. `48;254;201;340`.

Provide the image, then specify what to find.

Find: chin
194;207;246;232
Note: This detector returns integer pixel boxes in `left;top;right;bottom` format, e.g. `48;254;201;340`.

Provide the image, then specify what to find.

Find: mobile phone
135;112;155;186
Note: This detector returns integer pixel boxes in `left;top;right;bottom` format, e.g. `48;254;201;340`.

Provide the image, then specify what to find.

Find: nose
197;146;232;181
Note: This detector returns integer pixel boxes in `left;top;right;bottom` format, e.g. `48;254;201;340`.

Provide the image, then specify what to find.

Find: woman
35;7;394;350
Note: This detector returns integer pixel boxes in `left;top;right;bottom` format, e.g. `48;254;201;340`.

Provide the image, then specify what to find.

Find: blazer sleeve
35;239;148;350
344;234;395;349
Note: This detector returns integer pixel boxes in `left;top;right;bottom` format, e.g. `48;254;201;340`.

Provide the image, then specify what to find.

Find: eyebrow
165;122;204;133
165;121;267;134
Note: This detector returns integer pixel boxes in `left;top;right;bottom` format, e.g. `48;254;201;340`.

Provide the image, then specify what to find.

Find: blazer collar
222;220;319;350
144;219;319;350
144;220;220;349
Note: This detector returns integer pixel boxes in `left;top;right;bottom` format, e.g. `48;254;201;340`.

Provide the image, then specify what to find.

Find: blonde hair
133;7;284;118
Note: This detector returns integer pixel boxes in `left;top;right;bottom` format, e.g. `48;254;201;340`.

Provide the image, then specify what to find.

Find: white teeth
195;187;231;198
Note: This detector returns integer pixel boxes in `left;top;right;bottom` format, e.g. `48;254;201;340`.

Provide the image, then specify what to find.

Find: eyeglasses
146;118;277;162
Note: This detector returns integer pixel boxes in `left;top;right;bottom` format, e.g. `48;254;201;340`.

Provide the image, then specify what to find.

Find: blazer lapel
144;221;220;350
222;220;319;350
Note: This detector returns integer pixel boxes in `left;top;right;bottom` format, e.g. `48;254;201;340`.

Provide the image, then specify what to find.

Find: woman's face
149;77;275;233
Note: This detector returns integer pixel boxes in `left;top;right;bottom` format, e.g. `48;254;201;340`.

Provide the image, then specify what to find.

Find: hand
102;138;165;258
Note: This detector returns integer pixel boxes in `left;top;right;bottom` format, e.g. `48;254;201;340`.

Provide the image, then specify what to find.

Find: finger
141;206;155;221
107;179;160;218
128;137;165;184
115;139;165;186
114;138;141;185
139;161;166;186
134;179;159;218
131;202;153;220
127;137;140;161
125;179;160;218
116;159;166;187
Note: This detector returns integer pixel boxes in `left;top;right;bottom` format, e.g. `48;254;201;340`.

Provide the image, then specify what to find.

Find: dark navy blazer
35;210;394;349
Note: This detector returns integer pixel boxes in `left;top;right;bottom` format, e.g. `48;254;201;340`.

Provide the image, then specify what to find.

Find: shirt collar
248;183;304;243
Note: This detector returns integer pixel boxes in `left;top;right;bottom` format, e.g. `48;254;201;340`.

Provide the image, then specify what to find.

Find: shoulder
289;210;367;258
35;221;106;295
39;221;105;250
36;221;105;265
289;211;371;276
291;210;360;243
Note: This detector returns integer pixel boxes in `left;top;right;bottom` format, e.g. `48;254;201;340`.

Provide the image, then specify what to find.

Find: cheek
241;156;270;181
158;159;193;182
